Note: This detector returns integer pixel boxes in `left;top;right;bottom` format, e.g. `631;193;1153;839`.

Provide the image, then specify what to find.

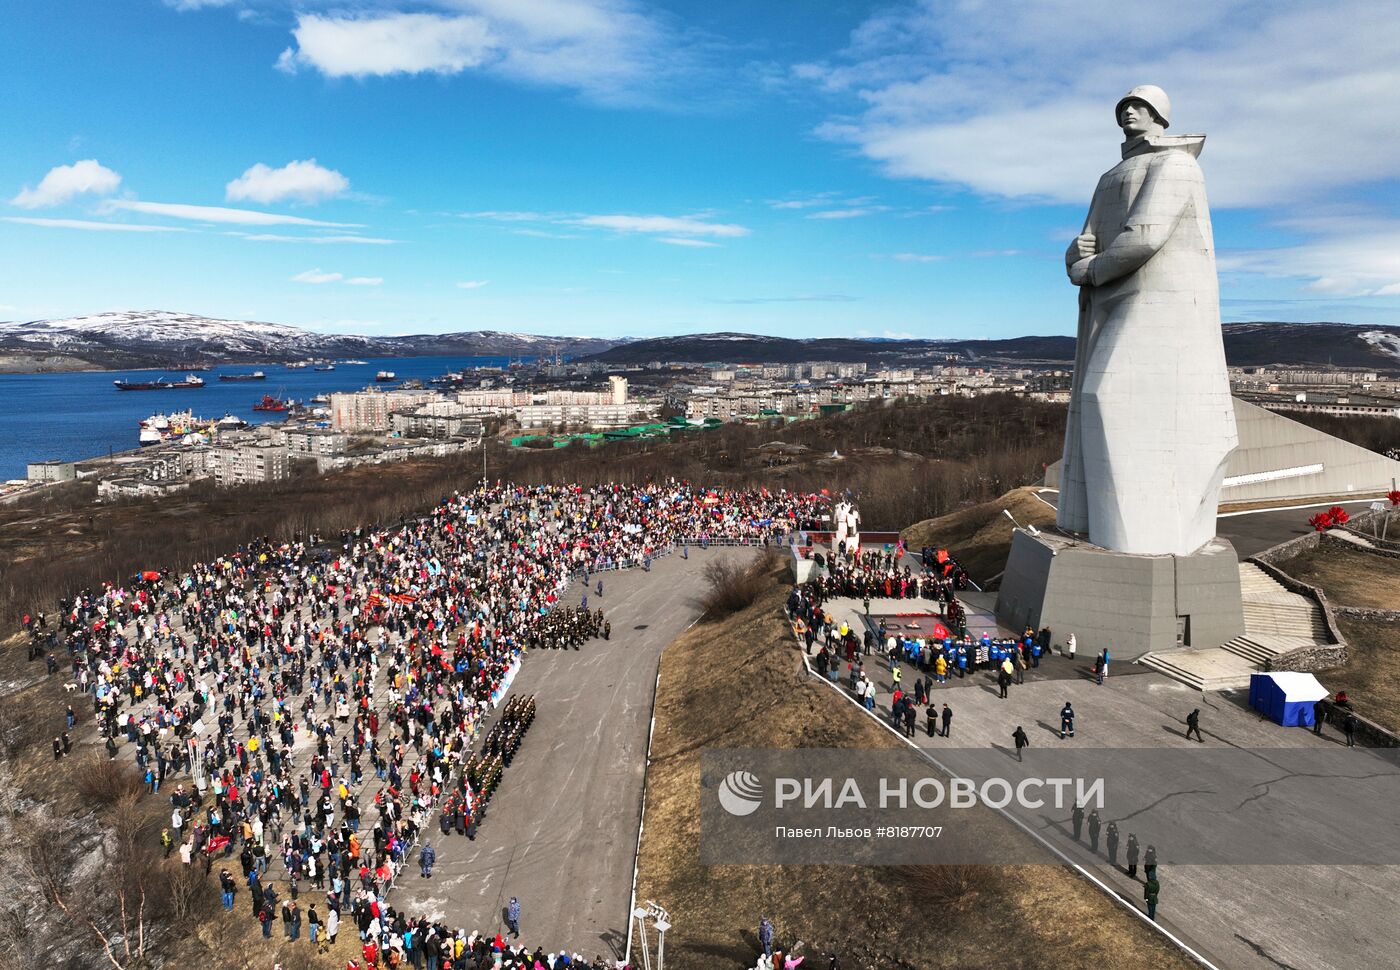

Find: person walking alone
1060;702;1075;739
1012;726;1029;761
506;896;521;939
1185;708;1203;743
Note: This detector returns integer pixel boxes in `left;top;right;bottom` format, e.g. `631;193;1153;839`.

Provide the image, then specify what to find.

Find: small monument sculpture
997;87;1245;658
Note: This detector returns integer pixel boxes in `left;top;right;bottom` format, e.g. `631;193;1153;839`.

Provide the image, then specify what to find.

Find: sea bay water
0;356;519;480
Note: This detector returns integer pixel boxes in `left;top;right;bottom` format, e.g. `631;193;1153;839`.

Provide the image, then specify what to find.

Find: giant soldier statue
998;87;1245;658
1056;85;1238;557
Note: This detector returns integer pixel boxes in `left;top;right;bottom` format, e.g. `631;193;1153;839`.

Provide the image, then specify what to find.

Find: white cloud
657;237;719;247
163;0;236;9
461;210;553;222
11;160;122;209
573;214;749;237
238;233;397;244
807;0;1400;209
456;279;491;289
886;252;944;263
807;208;883;220
768;193;841;210
274;2;679;104
1220;216;1400;296
226;159;349;205
511;227;578;239
105;200;358;227
462;209;745;240
3;216;184;232
292;269;343;284
292;269;384;285
278;13;494;78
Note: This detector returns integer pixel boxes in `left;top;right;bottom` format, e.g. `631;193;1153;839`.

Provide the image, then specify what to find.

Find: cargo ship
252;394;289;412
375;370;398;382
114;374;206;391
219;371;266;381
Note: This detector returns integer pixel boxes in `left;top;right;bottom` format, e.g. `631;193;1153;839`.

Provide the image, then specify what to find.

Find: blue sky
3;0;1400;339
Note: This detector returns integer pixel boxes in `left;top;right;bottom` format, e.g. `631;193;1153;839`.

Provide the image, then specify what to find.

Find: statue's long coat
1057;136;1237;556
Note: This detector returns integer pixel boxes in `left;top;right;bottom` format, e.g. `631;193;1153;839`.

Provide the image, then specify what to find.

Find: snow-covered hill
0;311;621;370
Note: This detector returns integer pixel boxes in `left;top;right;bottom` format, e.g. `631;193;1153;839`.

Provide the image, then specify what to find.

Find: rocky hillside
0;310;622;371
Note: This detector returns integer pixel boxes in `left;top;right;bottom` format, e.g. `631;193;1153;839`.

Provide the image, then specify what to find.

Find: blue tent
1249;672;1329;727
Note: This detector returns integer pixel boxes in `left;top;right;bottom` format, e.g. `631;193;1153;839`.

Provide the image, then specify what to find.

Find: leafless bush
0;693;54;758
75;757;145;807
697;548;781;621
894;864;994;908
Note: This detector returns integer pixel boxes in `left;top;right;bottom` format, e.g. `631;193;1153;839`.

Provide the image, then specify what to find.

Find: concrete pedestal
996;530;1244;660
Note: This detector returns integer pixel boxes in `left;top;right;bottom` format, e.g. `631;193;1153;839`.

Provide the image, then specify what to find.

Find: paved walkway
389;546;755;960
817;594;1400;970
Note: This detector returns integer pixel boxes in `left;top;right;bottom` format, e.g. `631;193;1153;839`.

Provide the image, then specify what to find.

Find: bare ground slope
633;560;1197;970
900;487;1058;587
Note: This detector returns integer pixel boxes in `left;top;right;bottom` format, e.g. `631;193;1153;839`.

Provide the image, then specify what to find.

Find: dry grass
1273;539;1400;610
635;558;1198;970
1319;616;1400;734
900;487;1058;587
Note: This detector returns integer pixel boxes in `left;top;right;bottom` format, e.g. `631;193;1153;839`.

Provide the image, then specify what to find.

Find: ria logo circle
717;770;763;816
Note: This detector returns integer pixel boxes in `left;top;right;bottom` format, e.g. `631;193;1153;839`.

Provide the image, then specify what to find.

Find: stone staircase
1139;562;1333;690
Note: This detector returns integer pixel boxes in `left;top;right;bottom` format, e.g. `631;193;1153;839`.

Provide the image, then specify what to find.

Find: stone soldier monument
998;86;1245;658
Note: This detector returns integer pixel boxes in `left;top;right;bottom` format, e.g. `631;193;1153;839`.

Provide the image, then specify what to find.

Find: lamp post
648;902;671;970
627;901;670;970
631;907;652;970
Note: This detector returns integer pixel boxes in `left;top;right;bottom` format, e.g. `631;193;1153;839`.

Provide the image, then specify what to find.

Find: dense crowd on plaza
788;544;1056;714
23;480;827;969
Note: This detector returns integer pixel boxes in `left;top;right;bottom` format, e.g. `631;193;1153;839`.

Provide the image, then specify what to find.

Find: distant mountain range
0;311;622;372
4;312;1400;374
584;323;1400;371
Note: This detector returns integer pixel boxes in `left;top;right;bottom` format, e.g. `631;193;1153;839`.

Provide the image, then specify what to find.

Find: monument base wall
996;530;1244;660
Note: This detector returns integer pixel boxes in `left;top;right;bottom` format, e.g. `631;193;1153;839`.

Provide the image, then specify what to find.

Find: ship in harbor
375;370;398;382
219;371;265;381
138;410;203;446
252;394;289;412
114;374;206;391
314;364;336;371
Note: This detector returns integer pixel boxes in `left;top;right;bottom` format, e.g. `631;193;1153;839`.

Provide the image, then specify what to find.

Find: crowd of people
804;545;970;604
28;480;827;968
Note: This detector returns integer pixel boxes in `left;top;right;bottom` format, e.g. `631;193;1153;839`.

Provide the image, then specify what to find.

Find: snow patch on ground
1360;330;1400;361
